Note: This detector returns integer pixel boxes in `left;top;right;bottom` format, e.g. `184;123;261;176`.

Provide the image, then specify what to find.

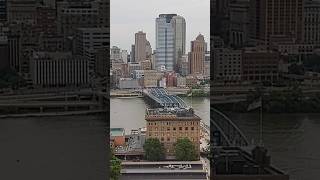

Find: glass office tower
155;14;176;71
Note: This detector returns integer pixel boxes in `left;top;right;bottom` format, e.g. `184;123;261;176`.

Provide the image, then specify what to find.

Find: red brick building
242;49;280;83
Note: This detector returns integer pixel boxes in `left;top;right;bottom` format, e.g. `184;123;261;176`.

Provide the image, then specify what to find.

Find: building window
185;127;188;131
161;137;164;141
167;127;170;131
191;127;194;130
167;137;170;141
179;127;182;130
173;127;176;131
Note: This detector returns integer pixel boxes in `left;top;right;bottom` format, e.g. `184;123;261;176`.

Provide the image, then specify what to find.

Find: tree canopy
110;147;121;180
174;138;198;161
143;138;165;161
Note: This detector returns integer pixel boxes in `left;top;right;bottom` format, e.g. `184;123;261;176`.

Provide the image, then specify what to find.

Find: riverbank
0;109;106;118
215;98;320;113
111;96;210;133
110;88;210;98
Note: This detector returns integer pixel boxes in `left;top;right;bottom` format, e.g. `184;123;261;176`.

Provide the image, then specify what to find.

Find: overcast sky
111;0;210;52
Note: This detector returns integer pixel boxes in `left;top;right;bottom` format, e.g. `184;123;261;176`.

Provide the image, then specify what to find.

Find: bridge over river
143;87;248;147
143;87;188;108
211;107;249;147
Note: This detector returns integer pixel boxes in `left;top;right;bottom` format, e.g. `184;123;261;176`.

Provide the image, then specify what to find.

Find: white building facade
31;52;90;87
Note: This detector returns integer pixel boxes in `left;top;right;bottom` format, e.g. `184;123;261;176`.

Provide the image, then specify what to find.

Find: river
228;112;320;180
111;97;320;180
110;97;210;134
0;115;107;180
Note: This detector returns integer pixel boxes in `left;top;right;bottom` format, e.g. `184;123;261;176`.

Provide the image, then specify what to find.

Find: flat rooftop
146;108;201;121
110;128;125;137
120;161;207;180
122;161;203;165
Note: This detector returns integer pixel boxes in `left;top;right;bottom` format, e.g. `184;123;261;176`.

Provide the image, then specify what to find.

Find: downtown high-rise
189;34;207;75
249;0;304;45
155;14;186;72
134;31;147;62
171;15;186;72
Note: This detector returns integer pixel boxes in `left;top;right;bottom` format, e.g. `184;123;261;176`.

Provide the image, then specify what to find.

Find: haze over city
111;0;210;51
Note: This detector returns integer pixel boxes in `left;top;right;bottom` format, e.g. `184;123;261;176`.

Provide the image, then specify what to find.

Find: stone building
145;108;200;158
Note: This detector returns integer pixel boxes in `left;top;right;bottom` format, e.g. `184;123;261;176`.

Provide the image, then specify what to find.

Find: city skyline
111;0;209;51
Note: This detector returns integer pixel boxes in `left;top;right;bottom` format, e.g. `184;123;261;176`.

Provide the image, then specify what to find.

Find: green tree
143;138;165;161
110;147;121;180
174;138;197;161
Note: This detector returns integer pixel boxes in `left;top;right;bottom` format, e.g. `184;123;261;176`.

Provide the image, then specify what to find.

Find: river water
110;97;210;134
228;113;320;180
111;97;320;180
0;115;107;180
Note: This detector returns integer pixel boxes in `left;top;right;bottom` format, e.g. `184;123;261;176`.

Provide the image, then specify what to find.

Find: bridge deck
144;88;188;108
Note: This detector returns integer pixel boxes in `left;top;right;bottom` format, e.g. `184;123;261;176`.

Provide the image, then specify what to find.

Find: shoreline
0;110;107;119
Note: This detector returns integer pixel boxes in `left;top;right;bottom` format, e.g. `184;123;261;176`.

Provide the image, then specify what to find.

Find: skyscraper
130;44;135;62
0;0;7;22
249;0;304;45
7;0;37;24
212;0;230;45
304;0;320;46
110;46;121;61
134;31;147;62
189;34;206;75
155;14;186;72
121;50;128;64
156;14;176;71
57;0;108;38
75;28;109;75
171;15;186;72
229;0;250;47
146;40;152;59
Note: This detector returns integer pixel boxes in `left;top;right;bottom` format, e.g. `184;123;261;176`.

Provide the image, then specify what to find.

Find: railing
211;107;249;147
